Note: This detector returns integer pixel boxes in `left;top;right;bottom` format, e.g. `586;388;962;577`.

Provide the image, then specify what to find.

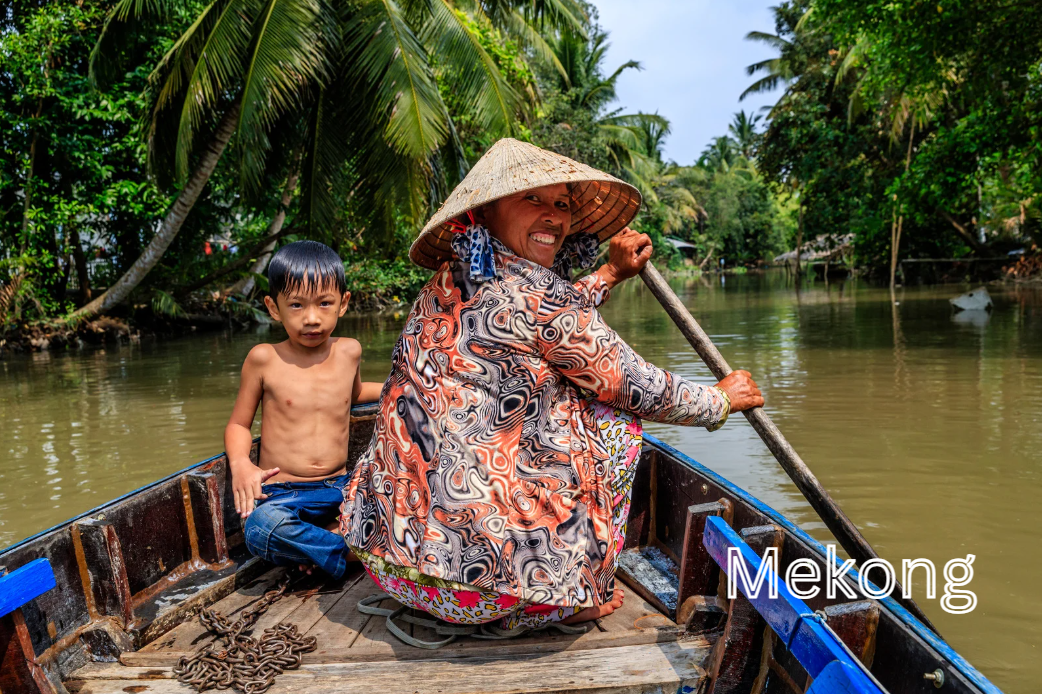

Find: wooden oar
639;261;939;633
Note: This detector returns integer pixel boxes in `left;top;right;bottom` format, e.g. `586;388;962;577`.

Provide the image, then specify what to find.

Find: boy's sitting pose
225;240;383;578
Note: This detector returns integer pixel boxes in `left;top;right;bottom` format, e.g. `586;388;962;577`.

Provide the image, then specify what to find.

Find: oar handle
638;261;939;633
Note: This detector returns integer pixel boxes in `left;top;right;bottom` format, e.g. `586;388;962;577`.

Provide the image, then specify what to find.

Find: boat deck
64;565;716;694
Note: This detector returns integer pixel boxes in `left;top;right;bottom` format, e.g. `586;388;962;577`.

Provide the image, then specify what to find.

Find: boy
225;240;383;579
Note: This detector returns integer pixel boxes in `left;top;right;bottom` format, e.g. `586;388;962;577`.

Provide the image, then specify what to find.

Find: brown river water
1;271;1040;691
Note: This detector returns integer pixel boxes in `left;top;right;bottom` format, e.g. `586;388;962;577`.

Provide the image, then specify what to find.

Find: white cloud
591;0;784;164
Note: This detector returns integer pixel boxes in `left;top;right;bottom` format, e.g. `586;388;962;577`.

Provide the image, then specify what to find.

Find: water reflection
1;272;1040;691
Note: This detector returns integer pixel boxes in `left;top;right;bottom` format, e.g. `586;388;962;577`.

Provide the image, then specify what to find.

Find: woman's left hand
596;228;653;289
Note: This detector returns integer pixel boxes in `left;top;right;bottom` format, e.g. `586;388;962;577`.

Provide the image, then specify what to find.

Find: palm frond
834;37;868;85
424;1;521;136
89;0;177;89
745;57;781;77
146;0;253;181
480;0;586;35
152;289;188;318
297;85;349;237
236;0;336;193
500;9;569;86
739;73;785;101
343;0;449;158
744;30;789;51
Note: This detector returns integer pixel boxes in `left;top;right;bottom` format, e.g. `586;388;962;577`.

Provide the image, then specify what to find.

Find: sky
592;0;785;165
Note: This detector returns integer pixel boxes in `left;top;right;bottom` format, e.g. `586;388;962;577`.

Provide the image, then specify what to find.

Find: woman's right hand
596;228;653;289
715;370;764;413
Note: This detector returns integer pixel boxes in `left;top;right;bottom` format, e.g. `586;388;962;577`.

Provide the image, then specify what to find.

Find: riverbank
3;252;1039;358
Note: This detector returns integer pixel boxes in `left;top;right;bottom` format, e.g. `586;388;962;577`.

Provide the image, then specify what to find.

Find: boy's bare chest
263;359;355;411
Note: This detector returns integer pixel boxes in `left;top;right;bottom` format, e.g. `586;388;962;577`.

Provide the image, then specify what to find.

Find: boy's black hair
267;240;347;299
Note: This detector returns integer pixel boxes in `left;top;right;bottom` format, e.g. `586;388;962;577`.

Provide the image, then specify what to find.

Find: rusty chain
173;575;317;693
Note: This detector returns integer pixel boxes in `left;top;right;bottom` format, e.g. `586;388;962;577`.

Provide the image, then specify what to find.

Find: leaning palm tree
69;0;585;322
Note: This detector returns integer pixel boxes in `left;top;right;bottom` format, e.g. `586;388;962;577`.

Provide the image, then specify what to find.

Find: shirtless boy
224;240;383;578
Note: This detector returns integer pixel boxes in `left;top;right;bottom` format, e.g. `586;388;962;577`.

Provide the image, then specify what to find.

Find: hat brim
409;139;642;270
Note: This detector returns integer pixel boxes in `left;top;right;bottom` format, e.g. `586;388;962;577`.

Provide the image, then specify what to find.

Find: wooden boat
0;402;1002;694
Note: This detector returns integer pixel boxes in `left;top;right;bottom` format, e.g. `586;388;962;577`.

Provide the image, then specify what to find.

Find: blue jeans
243;473;351;579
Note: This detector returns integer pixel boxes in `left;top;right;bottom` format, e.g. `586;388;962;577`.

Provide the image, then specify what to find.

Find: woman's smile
530;230;559;247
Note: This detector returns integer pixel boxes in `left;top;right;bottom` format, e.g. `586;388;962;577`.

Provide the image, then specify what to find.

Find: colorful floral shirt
340;246;729;608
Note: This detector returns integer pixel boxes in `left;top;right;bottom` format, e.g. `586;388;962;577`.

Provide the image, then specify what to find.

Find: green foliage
751;0;1042;272
1;0;174;316
2;0;806;337
150;289;187;318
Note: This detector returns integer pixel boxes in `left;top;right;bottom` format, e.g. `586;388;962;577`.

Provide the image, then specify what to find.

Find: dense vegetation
746;0;1042;286
2;0;1039;346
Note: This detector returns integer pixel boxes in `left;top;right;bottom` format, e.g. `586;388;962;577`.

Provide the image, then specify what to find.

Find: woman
340;139;762;630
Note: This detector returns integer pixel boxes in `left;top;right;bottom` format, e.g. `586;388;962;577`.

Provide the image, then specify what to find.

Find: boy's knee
243;503;293;555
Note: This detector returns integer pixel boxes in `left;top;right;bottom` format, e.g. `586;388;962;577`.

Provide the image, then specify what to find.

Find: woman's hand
596;228;653;289
715;370;764;413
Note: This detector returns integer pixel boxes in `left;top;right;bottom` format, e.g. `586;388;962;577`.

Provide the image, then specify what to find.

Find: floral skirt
353;401;643;630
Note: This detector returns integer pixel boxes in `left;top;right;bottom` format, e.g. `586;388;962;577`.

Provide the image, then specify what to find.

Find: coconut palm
740;29;796;101
698;136;740;172
728;110;762;158
70;0;585;321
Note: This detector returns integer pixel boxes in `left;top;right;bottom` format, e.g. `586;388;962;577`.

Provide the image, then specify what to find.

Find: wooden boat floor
65;565;716;694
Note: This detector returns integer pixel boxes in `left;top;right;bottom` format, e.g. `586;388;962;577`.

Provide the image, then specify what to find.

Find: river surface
2;271;1040;691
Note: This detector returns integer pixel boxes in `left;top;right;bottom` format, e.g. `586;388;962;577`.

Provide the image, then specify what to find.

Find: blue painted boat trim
0;558;57;618
704;516;882;692
643;433;1002;694
807;661;882;694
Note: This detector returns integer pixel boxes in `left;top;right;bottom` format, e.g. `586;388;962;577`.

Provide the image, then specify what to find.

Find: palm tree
69;0;584;322
544;28;669;191
698;136;740;172
728;110;762;158
740;29;796;102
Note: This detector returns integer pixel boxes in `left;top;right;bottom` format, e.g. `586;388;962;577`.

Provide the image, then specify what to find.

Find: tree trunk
65;101;241;323
177;226;290;296
698;247;715;270
794;204;804;288
227;162;301;297
938;209;988;253
890;120;915;292
68;226;92;303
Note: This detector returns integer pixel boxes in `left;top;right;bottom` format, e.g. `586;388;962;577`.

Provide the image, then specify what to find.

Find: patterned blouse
340;244;729;608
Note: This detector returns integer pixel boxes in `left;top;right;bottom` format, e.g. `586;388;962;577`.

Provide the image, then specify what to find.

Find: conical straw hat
410;138;642;269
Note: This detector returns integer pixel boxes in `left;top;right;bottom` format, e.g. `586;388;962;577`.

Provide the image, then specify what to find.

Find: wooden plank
185;471;229;564
822;601;880;667
304;572;377;659
134;567;285;654
0;560;56;619
73;520;133;626
0;609;57;694
706;524;783;694
676;500;732;629
110;625;710;668
348;597;407;653
598;592;675;633
65;640;711;694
